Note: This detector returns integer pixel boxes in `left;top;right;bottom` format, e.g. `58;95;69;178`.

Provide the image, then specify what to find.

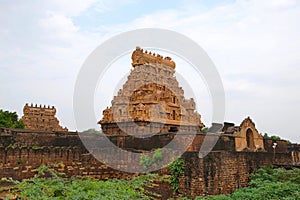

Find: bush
168;158;185;194
140;149;163;170
140;154;152;170
9;165;160;200
152;149;163;162
196;167;300;200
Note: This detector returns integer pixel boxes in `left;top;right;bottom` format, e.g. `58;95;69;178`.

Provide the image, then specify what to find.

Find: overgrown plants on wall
168;158;185;194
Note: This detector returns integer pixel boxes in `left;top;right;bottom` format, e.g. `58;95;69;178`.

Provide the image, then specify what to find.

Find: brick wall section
179;151;293;197
0;128;234;151
264;139;288;153
0;129;82;147
0;146;139;180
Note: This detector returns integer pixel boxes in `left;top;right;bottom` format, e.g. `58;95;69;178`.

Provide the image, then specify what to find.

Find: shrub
152;149;163;162
168;158;185;194
140;154;152;170
140;149;163;170
196;166;300;200
9;165;160;200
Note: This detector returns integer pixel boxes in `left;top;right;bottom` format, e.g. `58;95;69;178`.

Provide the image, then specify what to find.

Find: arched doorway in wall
246;128;255;150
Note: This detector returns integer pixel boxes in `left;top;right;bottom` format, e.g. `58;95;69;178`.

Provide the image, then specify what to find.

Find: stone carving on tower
99;47;204;135
21;103;68;132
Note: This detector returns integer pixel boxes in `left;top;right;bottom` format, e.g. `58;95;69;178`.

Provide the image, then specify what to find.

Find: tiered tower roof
99;47;204;135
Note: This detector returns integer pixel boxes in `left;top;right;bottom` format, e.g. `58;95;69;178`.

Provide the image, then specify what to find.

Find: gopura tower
99;47;204;135
21;103;68;132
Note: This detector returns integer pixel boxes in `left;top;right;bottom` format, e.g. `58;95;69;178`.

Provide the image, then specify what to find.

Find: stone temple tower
21;103;68;132
99;47;204;135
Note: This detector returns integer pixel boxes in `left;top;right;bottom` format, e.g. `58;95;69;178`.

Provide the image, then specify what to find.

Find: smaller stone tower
21;103;68;132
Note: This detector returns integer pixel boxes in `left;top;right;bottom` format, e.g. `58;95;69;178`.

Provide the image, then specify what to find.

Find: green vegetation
17;158;23;164
5;144;16;149
168;158;185;194
263;133;281;140
201;127;208;133
140;148;163;170
3;164;299;199
0;109;24;129
32;146;43;150
152;149;163;162
7;165;160;200
140;154;153;170
263;133;292;144
196;166;300;200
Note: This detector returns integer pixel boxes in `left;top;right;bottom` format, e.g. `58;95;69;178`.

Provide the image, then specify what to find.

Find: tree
263;133;281;140
0;109;24;129
263;133;291;144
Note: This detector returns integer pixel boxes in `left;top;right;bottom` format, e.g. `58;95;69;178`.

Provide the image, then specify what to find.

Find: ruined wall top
131;46;176;69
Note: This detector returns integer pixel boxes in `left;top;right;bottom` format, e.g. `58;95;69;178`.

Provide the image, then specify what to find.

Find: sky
0;0;299;142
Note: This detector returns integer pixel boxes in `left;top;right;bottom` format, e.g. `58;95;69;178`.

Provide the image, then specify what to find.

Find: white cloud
0;0;104;130
39;12;80;37
45;0;100;16
0;0;299;142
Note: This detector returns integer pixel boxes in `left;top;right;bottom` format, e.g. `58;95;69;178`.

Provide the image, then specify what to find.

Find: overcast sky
0;0;299;142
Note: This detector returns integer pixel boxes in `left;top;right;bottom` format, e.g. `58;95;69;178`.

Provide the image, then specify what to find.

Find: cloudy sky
0;0;299;142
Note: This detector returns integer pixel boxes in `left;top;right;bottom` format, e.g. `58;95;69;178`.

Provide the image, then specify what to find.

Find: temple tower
21;103;68;132
99;47;204;135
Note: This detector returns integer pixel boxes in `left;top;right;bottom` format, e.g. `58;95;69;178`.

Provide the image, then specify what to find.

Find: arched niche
246;128;255;150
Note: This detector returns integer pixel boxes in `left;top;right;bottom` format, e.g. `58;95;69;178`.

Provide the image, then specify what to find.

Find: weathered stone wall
264;139;288;153
0;146;137;180
0;128;81;147
0;128;234;152
179;151;293;197
289;144;300;163
0;128;296;197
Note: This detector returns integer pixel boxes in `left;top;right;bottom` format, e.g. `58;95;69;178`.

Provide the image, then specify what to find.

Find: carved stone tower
21;103;68;132
99;47;204;135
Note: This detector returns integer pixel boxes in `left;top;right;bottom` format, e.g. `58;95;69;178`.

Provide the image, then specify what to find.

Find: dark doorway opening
169;127;178;132
246;128;255;150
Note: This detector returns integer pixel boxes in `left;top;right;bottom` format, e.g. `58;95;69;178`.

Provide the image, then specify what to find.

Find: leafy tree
269;135;281;140
263;133;269;139
0;109;24;129
264;133;281;140
263;133;292;144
